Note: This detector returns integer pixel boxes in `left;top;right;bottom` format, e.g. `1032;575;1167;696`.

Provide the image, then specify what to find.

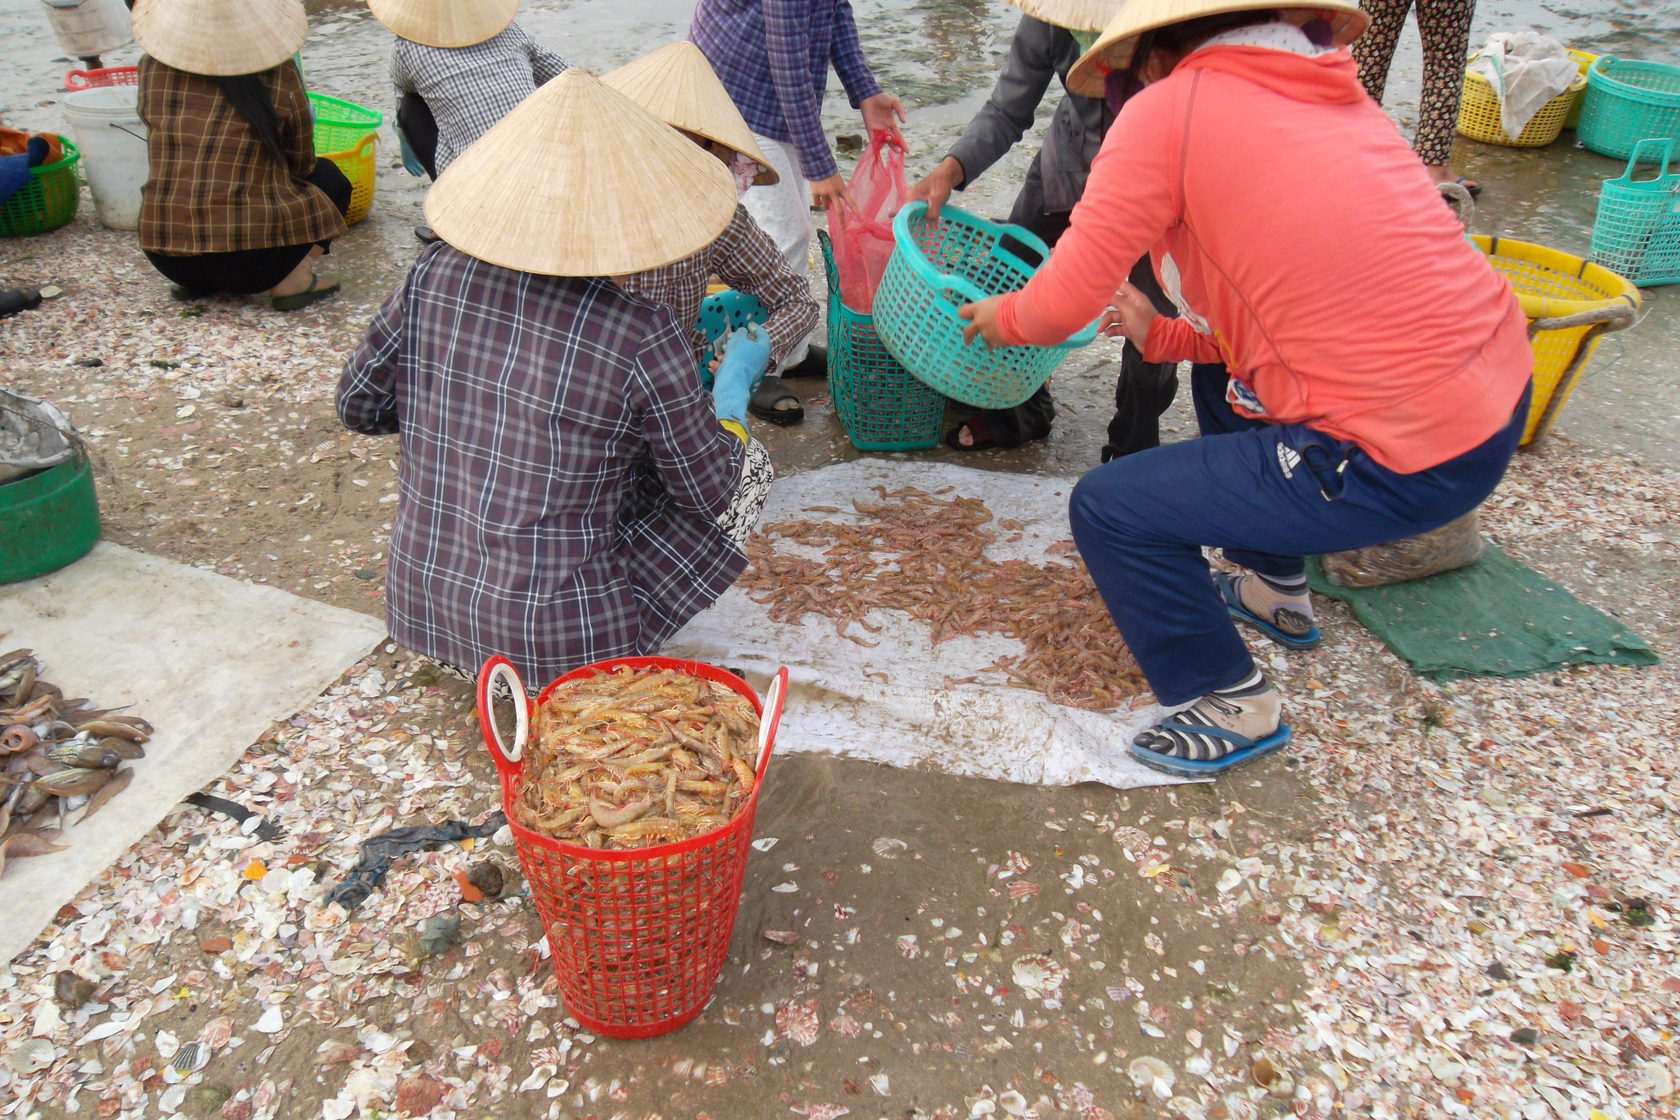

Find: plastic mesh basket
1578;56;1680;162
693;288;766;390
1456;62;1584;147
0;138;81;237
1590;139;1680;287
1562;49;1597;130
817;230;947;451
319;132;376;225
63;65;138;90
873;203;1095;410
477;656;786;1040
307;91;383;155
1472;234;1641;443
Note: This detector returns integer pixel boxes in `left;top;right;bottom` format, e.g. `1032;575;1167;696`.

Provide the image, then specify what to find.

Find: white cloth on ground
1468;32;1580;138
738;133;814;371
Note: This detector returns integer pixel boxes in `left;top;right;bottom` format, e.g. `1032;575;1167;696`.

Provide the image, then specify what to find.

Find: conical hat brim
1066;0;1369;96
1003;0;1125;33
367;0;518;48
133;0;308;76
602;42;778;186
425;69;739;276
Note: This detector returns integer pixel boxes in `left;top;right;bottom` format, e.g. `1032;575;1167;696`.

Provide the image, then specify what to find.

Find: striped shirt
338;244;751;685
137;56;346;255
690;0;882;183
619;204;818;372
389;23;569;174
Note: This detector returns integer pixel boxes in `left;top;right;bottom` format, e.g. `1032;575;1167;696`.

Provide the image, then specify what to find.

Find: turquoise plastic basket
873;203;1096;410
693;289;766;390
818;230;947;451
1578;56;1680;162
1590;138;1680;287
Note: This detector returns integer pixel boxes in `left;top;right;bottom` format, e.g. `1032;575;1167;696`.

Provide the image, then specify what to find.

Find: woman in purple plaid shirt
337;72;774;690
692;0;907;414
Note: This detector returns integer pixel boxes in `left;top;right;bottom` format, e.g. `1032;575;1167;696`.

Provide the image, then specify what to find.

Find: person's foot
1233;571;1316;639
747;374;804;425
270;273;340;312
781;346;827;379
1425;165;1482;198
1129;669;1290;774
415;224;440;244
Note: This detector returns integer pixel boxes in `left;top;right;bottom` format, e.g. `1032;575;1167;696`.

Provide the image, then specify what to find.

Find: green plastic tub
0;452;100;583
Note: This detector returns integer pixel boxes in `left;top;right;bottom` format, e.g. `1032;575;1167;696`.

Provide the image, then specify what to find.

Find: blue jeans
1069;370;1531;705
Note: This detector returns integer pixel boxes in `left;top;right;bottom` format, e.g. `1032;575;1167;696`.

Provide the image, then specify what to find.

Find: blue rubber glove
710;323;772;427
396;127;427;179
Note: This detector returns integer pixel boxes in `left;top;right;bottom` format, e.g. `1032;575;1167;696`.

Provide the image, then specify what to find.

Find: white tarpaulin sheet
0;543;386;964
665;460;1189;790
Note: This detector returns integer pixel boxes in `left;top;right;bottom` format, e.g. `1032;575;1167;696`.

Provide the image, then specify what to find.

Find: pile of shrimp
741;486;1146;710
514;665;760;850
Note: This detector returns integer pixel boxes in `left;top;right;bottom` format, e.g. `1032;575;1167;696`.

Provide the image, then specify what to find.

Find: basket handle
753;667;788;779
894;202;1054;309
1616;138;1673;183
476;656;529;776
1527;301;1636;335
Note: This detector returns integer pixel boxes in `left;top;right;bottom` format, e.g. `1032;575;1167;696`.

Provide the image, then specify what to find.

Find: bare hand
958;295;1007;348
860;92;908;150
811;173;853;211
906;156;963;222
1100;281;1158;350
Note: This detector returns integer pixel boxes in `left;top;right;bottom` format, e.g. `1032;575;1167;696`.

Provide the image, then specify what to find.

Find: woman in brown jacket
131;0;350;310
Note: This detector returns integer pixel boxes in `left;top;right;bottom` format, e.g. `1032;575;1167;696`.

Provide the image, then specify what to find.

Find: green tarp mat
1307;542;1659;681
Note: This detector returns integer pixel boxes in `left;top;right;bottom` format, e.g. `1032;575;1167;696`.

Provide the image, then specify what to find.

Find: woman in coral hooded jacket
961;0;1532;777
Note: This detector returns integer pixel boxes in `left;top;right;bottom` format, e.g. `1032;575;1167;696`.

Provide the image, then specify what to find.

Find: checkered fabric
690;0;882;182
389;23;569;175
338;244;755;685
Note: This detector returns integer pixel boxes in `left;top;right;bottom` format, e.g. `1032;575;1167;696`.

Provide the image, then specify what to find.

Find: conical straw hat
1003;0;1125;33
132;0;309;77
1066;0;1369;96
602;42;778;186
366;0;519;49
425;69;740;276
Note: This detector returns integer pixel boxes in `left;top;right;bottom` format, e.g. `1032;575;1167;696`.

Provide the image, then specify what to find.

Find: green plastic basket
818;230;947;451
1578;56;1680;162
307;91;383;155
693;288;766;390
0;138;81;237
1590;138;1680;287
873;203;1095;410
0;452;100;583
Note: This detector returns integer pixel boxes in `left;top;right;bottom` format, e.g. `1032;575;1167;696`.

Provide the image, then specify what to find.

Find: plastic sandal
271;273;340;312
747;374;803;425
1214;570;1322;649
1127;717;1292;777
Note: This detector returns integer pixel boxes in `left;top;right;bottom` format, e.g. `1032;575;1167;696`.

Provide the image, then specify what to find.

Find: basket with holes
818;229;947;451
1589;138;1680;287
63;65;138;90
1578;55;1680;162
0;138;81;237
475;655;787;1039
872;202;1096;410
308;92;381;224
1472;234;1641;444
1456;58;1585;147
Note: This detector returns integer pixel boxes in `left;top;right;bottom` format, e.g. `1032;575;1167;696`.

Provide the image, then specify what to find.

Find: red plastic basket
477;655;787;1039
64;66;139;91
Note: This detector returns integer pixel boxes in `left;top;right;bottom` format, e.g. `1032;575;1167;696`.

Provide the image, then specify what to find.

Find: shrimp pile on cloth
741;486;1146;711
513;665;760;850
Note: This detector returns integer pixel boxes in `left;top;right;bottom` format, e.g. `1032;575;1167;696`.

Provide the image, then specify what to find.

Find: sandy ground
3;4;1680;1119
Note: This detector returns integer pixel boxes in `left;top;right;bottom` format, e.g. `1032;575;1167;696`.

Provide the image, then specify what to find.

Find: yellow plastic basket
1562;49;1597;130
319;132;375;225
1471;235;1640;444
1457;64;1586;147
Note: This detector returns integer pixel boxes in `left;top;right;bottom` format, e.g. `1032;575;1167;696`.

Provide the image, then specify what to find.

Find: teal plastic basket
693;289;766;390
1578;56;1680;162
873;203;1096;410
1590;138;1680;287
818;230;947;451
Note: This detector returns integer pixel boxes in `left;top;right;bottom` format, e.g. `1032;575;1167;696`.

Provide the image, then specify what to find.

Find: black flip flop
747;375;804;425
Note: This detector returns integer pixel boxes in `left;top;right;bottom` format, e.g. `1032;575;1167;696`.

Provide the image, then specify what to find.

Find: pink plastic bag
830;131;907;313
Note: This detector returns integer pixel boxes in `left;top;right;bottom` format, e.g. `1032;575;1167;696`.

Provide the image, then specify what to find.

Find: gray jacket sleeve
944;16;1062;190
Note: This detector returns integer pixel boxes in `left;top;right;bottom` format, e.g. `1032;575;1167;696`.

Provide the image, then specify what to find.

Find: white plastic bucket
40;0;132;59
63;86;148;230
